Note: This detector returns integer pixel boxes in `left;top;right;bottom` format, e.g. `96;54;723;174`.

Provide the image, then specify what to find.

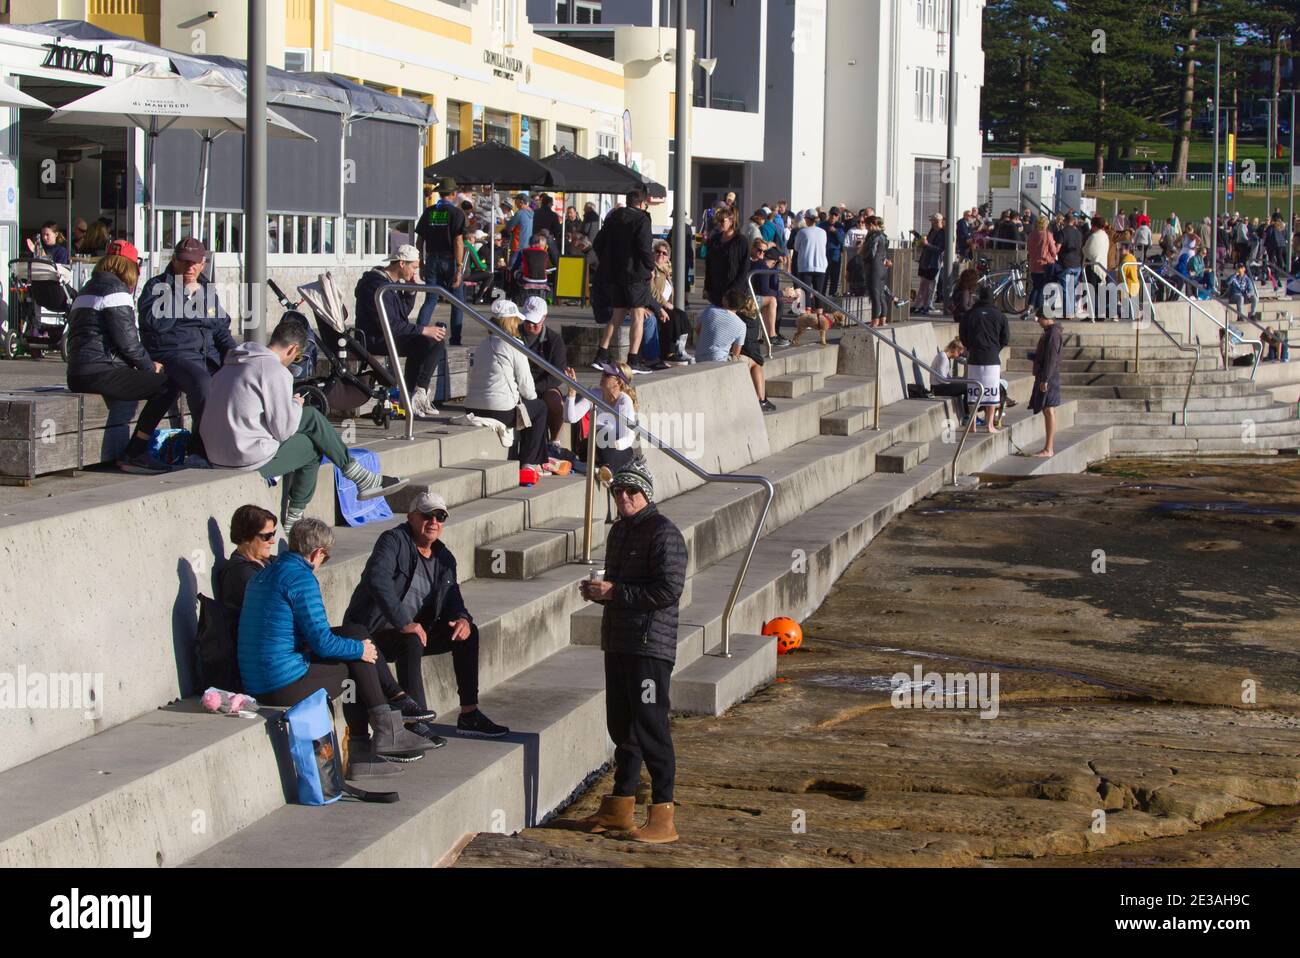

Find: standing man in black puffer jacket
576;458;687;844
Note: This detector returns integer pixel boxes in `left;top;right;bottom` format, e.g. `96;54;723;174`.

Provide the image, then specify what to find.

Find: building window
916;0;925;27
558;0;602;23
597;131;618;159
914;158;943;231
924;0;936;29
937;71;947;125
485;111;512;145
522;116;543;159
284;48;312;72
914;69;924;121
447;100;464;156
555;124;578;154
924;68;935;123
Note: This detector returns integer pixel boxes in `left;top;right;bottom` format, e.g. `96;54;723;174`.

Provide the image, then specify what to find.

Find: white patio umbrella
47;62;313;260
0;80;52;111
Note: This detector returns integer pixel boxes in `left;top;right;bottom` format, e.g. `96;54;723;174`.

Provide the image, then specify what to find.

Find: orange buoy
763;616;803;655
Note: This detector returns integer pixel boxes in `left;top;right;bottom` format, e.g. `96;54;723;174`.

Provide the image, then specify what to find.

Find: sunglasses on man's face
420;510;450;523
611;486;640;498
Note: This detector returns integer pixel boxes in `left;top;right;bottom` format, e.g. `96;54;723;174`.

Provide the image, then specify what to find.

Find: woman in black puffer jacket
65;242;178;474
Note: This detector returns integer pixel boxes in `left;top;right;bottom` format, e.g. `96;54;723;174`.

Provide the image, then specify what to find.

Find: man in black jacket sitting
354;245;447;420
342;491;509;739
576;458;687;844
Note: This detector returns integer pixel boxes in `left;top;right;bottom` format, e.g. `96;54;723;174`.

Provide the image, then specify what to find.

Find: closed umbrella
48;62;313;264
425;140;566;265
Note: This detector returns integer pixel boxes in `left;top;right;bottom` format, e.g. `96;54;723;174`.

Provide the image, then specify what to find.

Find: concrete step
876;441;929;473
474;529;571;580
186;647;613;869
1106;419;1300;441
1109;436;1300;455
1056;369;1240;387
673;634;778;716
1005;357;1199;374
1050;345;1210;361
1076;403;1299;426
1077;393;1278;413
820;404;873;436
764;370;826;399
763;374;875;453
1061;382;1259;400
977;425;1114;479
384;459;520;514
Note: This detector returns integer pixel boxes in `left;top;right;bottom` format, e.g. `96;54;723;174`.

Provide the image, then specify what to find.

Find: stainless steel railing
746;269;983;481
1135;267;1204;426
375;283;775;658
1139;264;1261;381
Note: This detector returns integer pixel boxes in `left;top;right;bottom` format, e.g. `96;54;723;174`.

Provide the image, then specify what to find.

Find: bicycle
975;256;1030;315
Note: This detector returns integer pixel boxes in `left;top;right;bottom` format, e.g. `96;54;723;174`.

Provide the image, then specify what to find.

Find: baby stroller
269;275;402;429
5;258;77;361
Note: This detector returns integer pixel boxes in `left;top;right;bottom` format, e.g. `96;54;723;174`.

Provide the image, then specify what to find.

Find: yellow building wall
86;0;161;44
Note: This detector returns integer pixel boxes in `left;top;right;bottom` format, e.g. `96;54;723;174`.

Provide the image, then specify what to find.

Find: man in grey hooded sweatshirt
201;318;408;534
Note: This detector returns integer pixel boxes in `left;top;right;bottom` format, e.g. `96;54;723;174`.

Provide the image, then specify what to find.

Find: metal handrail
1139;264;1261;381
747;269;983;481
1135;267;1204;426
375;283;775;659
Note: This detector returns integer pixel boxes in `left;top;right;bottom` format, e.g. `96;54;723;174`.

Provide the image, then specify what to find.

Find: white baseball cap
389;244;419;264
491;298;522;320
521;296;548;325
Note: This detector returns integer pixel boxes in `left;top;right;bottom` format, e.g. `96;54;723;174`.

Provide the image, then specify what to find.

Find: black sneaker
407;721;448;748
649;359;670;371
389;695;437;723
591;346;611;370
117;451;170;475
628;355;653;373
456;709;509;738
771;335;792;347
356;474;410;502
760;398;778;413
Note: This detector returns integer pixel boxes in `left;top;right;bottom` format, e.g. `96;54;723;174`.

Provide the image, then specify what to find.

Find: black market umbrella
539;148;629;194
425;140;566;256
592;154;667;200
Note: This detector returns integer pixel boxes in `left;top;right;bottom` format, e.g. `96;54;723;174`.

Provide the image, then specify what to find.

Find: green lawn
997;138;1292;172
1088;187;1300;223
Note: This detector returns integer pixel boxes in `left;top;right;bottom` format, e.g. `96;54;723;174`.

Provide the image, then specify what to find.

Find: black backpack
196;582;242;693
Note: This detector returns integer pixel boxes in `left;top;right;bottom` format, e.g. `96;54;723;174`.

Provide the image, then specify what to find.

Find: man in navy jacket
138;237;235;456
343;491;508;739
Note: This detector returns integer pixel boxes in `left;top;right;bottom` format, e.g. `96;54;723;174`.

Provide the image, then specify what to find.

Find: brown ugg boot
626;802;678;844
576;794;636;833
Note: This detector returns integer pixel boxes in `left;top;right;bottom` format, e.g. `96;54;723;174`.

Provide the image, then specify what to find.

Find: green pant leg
258;434;322;511
296;405;353;469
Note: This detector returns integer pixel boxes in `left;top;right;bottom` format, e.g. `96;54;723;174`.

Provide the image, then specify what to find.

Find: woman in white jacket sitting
465;299;550;469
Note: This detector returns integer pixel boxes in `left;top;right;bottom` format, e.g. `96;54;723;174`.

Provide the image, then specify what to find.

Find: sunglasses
256;530;277;543
611;486;640;498
655;250;669;257
420;510;450;523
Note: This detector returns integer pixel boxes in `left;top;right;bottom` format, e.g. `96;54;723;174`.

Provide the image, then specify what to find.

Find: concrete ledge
673;634;777;717
474;530;570;580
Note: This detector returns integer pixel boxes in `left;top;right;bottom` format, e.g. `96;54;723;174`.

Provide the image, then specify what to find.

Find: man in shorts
591;189;656;373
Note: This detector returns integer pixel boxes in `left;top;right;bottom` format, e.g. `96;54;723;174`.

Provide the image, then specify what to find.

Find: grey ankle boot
369;706;439;756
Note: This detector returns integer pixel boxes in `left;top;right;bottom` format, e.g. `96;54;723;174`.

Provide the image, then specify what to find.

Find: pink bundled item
201;687;260;717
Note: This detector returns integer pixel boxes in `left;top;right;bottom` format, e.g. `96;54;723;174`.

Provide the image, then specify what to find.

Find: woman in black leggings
64;243;179;474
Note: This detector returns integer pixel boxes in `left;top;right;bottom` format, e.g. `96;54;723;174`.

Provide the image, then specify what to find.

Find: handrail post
582;422;597;563
373;288;416;442
872;338;882;430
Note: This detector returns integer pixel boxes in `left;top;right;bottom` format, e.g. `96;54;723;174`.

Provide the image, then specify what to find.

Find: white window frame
916;0;925;27
914;68;924;122
925;68;935;123
284;47;312;72
925;0;936;29
938;70;947;125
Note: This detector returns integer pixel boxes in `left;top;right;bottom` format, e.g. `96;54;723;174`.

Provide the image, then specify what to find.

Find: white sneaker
409;388;440;420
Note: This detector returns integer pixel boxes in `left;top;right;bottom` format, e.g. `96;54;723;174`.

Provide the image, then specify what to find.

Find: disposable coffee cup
588;569;605;583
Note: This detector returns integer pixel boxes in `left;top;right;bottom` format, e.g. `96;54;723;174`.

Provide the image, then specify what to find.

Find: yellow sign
556;255;587;300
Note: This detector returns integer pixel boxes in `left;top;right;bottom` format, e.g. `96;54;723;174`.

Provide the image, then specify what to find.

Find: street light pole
1212;42;1219;273
672;0;689;312
1266;96;1274;215
942;0;958;293
246;0;267;344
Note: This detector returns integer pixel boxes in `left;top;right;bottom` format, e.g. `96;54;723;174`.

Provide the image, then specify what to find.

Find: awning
4;20;434;126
